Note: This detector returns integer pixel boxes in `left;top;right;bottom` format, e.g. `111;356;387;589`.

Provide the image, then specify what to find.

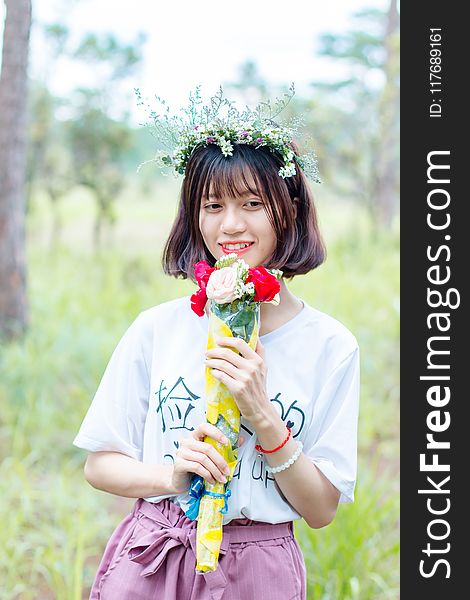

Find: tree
65;88;133;247
313;1;400;228
27;82;73;247
0;0;32;340
374;0;399;227
65;32;144;248
25;26;145;249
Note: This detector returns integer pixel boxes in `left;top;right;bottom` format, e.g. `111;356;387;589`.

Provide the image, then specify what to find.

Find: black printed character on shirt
155;376;199;434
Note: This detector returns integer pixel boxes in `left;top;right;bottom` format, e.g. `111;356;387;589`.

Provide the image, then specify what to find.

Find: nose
220;206;247;234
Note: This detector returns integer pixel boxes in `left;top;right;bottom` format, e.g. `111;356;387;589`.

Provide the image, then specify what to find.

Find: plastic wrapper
194;298;260;572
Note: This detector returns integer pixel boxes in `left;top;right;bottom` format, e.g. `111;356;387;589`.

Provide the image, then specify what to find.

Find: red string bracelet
255;427;291;454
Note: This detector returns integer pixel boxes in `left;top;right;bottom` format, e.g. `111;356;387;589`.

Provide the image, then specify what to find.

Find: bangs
200;147;266;201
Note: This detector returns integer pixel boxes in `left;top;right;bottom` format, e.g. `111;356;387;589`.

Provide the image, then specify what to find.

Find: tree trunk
374;0;400;228
0;0;32;340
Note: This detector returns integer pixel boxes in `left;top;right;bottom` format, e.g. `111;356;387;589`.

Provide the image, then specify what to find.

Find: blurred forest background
0;0;399;598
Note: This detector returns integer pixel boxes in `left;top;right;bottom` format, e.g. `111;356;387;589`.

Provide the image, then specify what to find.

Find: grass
296;462;399;600
0;185;399;598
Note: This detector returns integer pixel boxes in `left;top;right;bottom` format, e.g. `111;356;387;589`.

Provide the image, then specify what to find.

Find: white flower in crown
136;84;322;183
279;163;297;178
219;138;234;157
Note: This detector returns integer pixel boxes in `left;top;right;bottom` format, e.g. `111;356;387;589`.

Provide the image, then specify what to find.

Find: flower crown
190;253;283;317
136;84;321;182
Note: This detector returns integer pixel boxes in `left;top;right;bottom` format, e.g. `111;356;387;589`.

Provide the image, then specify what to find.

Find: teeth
223;243;251;250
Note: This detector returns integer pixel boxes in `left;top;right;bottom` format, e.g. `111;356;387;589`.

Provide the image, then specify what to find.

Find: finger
192;422;229;446
238;435;245;446
210;368;237;389
179;458;217;485
185;439;231;476
205;357;240;379
181;449;228;483
215;336;257;359
205;347;245;369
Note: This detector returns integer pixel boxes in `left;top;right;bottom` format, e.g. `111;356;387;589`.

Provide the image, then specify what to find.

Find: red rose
191;261;215;316
194;260;215;291
246;266;280;302
190;287;208;316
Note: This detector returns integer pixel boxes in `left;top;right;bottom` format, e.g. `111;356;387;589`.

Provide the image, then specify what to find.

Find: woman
74;93;360;599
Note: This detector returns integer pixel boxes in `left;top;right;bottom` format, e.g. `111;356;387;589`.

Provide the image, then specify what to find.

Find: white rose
206;267;238;304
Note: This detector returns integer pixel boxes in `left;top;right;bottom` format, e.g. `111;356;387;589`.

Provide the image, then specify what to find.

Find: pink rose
206;267;238;304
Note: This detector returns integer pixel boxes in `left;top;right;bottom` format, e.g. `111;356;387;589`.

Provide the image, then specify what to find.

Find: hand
205;336;271;425
170;423;244;494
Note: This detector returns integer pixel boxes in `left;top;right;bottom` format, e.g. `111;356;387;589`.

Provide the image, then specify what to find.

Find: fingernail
221;476;227;483
221;436;228;445
224;467;231;475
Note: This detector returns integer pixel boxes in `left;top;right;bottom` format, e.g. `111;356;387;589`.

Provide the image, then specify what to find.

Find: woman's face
198;174;278;268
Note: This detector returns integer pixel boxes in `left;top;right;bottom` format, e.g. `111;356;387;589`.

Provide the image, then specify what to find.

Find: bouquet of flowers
186;253;282;572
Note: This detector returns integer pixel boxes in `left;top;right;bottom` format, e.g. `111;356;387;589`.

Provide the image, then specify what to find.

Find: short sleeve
303;346;360;503
73;312;152;461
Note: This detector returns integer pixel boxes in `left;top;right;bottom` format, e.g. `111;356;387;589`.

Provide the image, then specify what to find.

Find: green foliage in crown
135;84;321;182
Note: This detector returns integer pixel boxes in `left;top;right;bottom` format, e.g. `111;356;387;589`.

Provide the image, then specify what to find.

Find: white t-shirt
73;295;360;525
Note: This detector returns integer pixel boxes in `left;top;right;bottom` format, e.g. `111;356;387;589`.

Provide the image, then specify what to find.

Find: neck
259;278;300;319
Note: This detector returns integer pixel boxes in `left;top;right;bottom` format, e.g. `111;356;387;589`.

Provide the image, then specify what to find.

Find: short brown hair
161;143;326;283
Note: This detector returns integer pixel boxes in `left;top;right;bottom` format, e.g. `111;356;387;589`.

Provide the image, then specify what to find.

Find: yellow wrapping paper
195;299;260;572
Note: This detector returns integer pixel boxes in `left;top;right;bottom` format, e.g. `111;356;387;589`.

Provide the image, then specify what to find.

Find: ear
292;197;299;219
282;197;299;228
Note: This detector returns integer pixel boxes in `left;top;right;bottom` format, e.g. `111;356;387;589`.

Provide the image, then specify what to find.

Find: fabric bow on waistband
128;526;194;577
127;506;229;600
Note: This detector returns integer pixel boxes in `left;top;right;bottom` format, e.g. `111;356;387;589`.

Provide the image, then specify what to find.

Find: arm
84;423;231;499
252;407;340;529
205;336;359;529
84;451;175;499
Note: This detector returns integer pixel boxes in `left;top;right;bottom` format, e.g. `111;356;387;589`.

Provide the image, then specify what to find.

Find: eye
203;203;222;210
245;200;263;208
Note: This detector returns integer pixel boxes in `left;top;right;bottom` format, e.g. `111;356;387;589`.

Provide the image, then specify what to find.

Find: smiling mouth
219;242;255;254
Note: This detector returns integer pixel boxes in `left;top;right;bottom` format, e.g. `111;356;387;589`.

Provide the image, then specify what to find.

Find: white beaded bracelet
265;441;303;474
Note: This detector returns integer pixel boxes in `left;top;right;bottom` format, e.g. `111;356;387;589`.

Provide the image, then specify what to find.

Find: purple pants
89;498;306;600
